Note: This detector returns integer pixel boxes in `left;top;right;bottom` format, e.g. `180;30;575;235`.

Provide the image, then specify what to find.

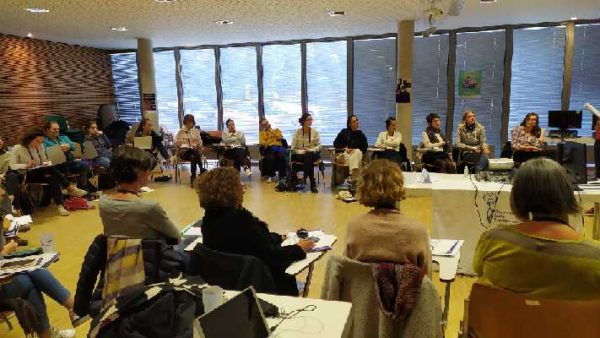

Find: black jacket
201;207;306;296
333;128;368;154
73;234;186;318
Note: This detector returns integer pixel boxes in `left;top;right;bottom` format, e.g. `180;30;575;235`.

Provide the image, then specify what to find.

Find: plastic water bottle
463;166;469;177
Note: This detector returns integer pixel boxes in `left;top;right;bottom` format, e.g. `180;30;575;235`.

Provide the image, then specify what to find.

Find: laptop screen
199;287;270;338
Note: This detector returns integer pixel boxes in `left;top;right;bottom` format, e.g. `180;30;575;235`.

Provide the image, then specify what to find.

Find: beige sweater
345;208;431;274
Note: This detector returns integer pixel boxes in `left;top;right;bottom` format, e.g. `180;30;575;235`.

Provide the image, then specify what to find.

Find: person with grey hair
473;158;600;300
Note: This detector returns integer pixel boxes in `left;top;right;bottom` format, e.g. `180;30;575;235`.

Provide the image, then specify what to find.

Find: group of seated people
1;138;598;336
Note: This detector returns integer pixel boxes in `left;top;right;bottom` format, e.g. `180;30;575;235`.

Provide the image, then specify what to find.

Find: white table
403;172;600;274
222;291;352;338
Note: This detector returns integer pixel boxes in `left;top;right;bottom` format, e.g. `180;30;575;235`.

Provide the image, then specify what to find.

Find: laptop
198;286;270;338
45;145;67;165
134;136;152;150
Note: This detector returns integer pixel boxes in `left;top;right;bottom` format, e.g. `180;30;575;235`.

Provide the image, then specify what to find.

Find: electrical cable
270;304;317;333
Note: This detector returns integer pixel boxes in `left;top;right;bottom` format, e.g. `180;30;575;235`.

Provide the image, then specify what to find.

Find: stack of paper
0;253;59;279
430;239;464;256
282;230;336;252
4;215;33;237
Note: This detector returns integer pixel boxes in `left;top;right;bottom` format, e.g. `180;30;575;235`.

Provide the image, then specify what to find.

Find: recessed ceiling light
27;33;33;38
214;20;233;25
328;11;346;17
155;0;176;3
479;0;497;3
571;16;578;20
110;27;128;32
24;7;50;13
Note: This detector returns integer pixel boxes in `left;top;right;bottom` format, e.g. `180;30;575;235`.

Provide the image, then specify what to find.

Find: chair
172;147;193;185
290;151;325;188
460;283;600;338
321;255;443;338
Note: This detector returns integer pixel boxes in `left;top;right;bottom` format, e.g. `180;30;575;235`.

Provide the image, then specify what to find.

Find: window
353;38;396;144
180;49;218;131
153;50;179;133
570;23;600;135
220;46;259;143
262;44;302;141
412;35;449;145
454;30;505;154
510;26;565;133
110;53;141;124
306;40;347;145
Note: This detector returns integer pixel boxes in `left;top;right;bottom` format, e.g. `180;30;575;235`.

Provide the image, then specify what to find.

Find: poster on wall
458;70;481;98
142;93;157;112
396;78;412;103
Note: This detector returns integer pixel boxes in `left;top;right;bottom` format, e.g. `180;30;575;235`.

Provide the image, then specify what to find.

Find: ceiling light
328;11;346;17
571;17;578;20
110;27;128;32
24;7;50;13
27;33;33;38
479;0;497;3
214;20;233;25
155;0;176;3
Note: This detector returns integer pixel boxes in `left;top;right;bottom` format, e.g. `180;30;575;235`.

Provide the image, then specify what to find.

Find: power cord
270;304;317;333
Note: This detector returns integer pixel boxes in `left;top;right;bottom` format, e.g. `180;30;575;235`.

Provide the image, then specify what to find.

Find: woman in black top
333;115;368;179
196;167;315;295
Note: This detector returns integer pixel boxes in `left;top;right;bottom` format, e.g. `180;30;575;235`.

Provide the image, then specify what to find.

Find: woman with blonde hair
345;159;431;272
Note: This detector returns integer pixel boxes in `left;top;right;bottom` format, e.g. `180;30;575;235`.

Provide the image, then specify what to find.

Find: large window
510;26;565;133
412;35;449;145
570;23;600;135
110;53;141;124
353;38;396;144
262;44;302;141
180;49;218;131
220;46;259;143
454;30;505;154
153;51;179;133
306;41;348;145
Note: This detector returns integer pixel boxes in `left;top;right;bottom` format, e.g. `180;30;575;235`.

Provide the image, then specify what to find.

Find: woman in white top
291;113;321;193
174;114;203;186
420;113;456;173
222;119;251;176
375;117;403;164
6;129;86;216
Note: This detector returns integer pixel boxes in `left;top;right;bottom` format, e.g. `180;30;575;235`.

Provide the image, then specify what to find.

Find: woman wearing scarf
420;113;456;173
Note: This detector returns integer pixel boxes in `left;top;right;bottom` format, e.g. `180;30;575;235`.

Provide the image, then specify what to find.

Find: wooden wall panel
0;34;114;145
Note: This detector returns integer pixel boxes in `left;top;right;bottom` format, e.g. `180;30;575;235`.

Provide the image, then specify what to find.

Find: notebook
134;136;152;150
198;286;270;338
46;145;67;165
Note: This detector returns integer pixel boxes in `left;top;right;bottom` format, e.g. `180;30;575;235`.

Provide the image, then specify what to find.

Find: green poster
458;70;481;98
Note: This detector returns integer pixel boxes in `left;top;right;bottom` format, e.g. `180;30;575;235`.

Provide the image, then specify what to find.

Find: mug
202;286;224;313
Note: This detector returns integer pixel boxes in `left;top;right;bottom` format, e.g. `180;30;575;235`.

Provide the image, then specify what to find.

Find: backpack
64;196;92;210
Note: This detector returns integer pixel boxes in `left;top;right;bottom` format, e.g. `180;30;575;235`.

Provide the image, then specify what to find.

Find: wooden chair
460;283;600;338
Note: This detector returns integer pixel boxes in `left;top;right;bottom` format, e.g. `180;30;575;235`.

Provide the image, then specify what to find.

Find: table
223;291;352;338
432;251;461;330
403;172;600;274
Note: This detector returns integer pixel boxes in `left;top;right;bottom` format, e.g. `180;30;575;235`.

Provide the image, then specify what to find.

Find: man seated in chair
222;119;252;177
43;120;91;190
333;115;368;183
259;117;287;183
174;114;204;187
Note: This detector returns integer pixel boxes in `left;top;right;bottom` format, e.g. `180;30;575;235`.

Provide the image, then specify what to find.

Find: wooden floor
1;164;595;338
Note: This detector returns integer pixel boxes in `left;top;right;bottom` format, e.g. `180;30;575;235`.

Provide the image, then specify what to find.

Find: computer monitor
198;286;270;338
548;110;582;130
561;141;587;185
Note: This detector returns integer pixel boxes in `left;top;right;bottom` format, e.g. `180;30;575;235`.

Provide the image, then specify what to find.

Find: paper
183;226;203;237
0;253;59;279
430;239;464;256
417;169;432;184
140;186;154;193
282;231;337;252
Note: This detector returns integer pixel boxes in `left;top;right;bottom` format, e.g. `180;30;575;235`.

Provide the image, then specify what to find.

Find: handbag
64;196;93;210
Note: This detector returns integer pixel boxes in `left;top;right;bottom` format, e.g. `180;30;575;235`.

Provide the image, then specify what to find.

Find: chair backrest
73;142;82;159
81;141;99;160
500;141;513;158
321;255;442;338
464;283;600;338
46;145;67;165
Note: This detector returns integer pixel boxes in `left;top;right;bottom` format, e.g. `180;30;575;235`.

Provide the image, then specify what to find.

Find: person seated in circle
474;158;600;300
291;113;321;193
100;146;181;242
333;115;368;182
83;120;112;169
196;167;315;296
454;110;489;172
222;119;252;177
511;112;546;165
174;114;204;187
259;117;288;183
374;117;404;164
421;113;456;173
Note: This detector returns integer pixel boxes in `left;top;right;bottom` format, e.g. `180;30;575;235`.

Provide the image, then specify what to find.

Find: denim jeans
0;269;70;332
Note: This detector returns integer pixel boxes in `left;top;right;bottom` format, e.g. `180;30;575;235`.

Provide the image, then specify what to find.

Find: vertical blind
153;50;179;133
454;30;505;154
306;41;348;145
180;49;218;131
262;44;302;141
110;53;141;124
220;46;260;143
353;38;397;144
510;26;565;133
570;23;600;136
412;35;449;145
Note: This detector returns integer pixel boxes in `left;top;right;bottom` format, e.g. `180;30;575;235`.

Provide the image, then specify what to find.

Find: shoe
244;167;252;177
6;236;28;246
50;327;76;338
310;185;318;193
65;186;88;197
57;205;70;216
585;207;594;216
266;177;273;183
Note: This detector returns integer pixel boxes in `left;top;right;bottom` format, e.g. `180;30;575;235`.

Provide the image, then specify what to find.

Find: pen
446;240;459;254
